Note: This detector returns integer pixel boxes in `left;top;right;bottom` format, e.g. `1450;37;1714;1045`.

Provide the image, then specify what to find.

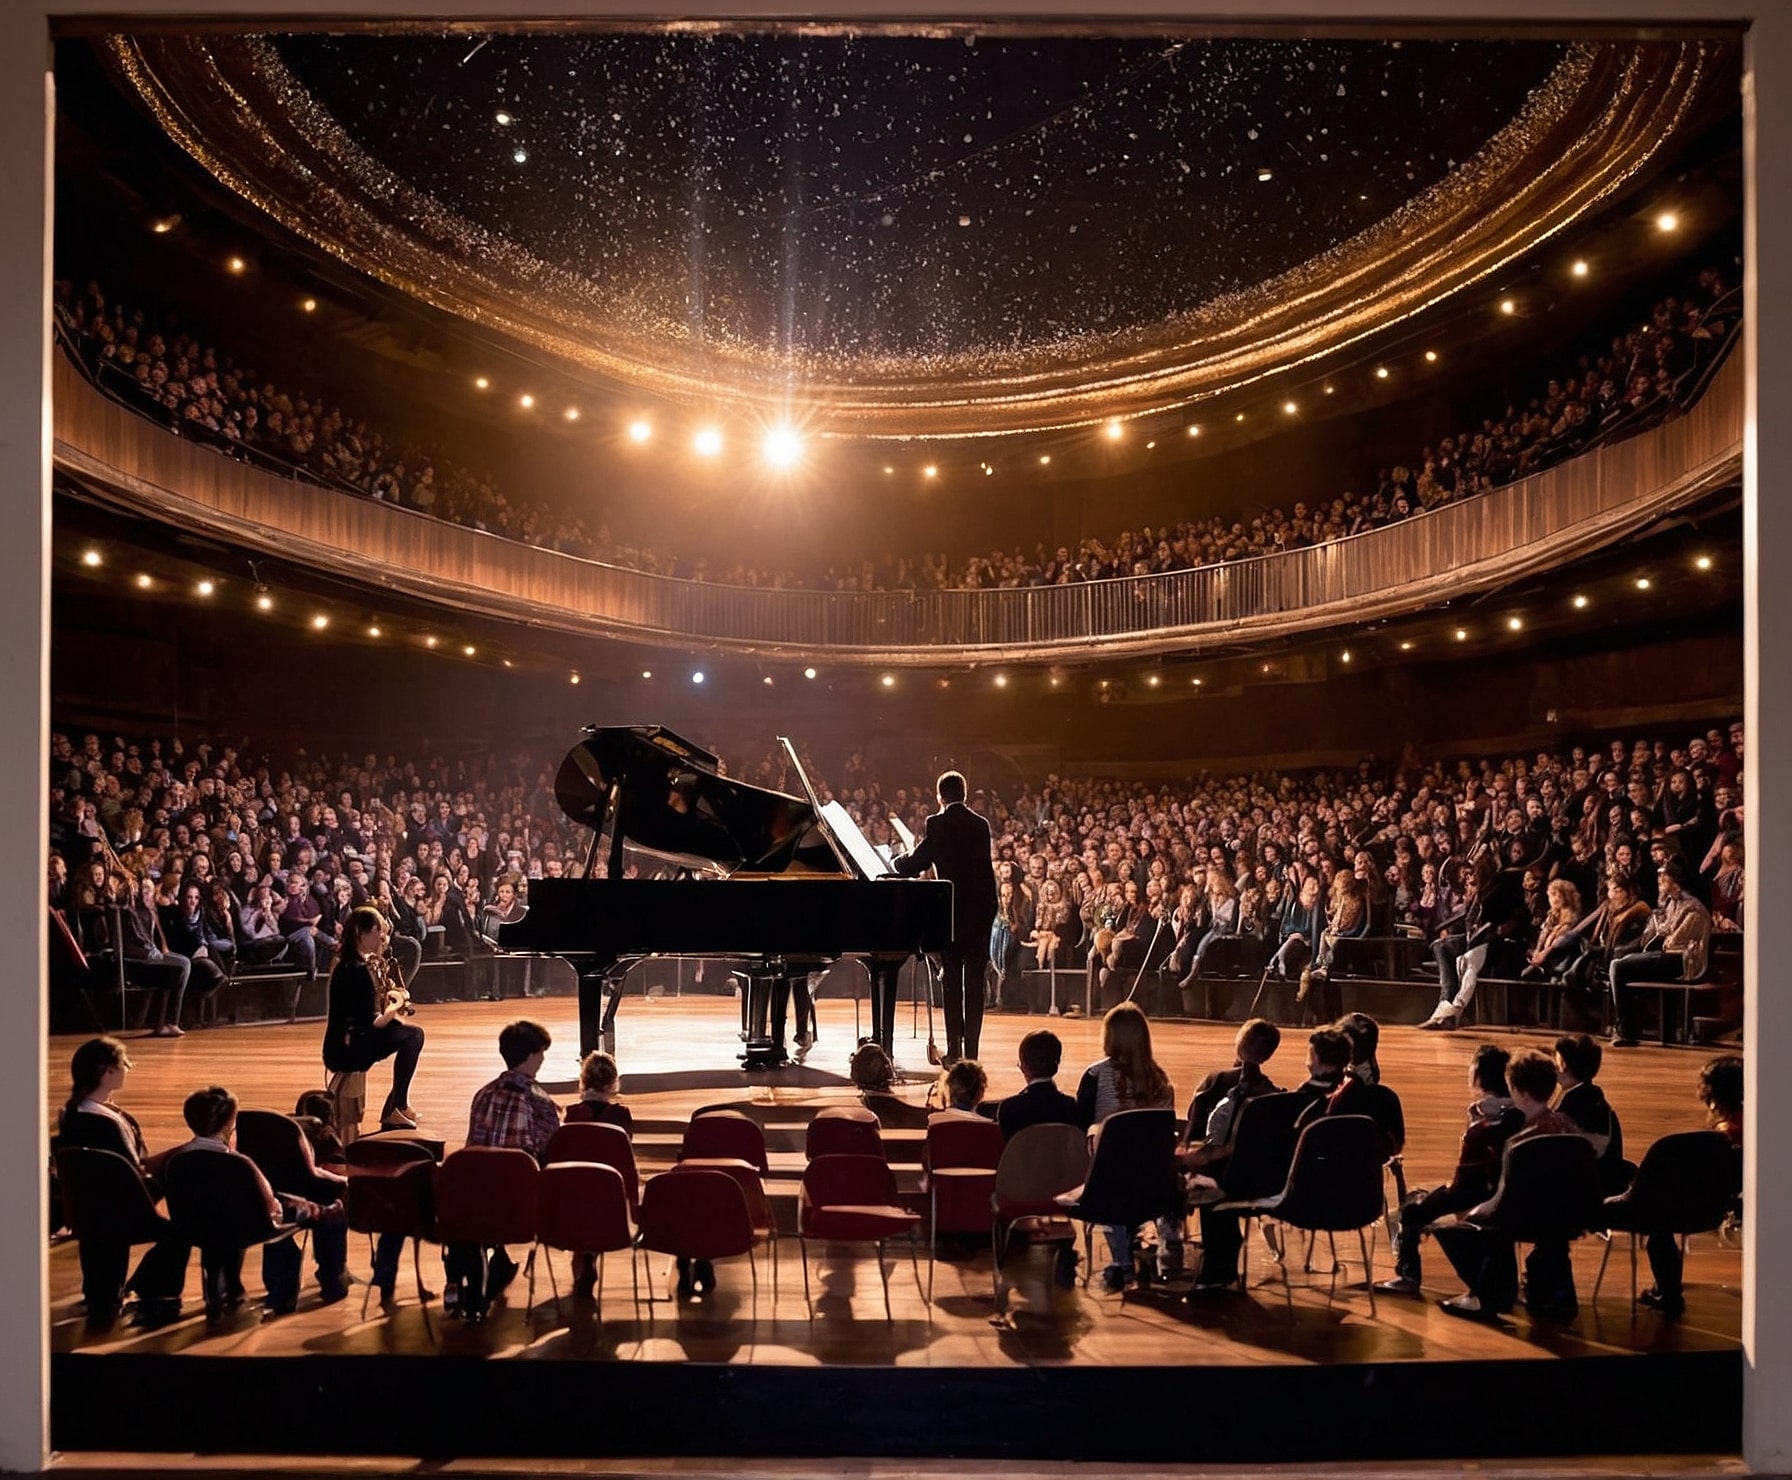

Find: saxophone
371;951;414;1018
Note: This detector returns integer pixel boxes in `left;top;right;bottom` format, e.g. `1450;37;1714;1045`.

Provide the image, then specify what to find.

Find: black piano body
499;725;953;1062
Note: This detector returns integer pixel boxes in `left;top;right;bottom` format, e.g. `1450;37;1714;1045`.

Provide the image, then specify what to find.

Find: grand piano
499;725;955;1063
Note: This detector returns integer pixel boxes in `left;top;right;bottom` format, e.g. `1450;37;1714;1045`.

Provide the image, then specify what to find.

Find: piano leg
741;970;786;1069
578;969;613;1059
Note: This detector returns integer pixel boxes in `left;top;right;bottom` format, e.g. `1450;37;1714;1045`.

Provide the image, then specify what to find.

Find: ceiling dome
109;29;1721;437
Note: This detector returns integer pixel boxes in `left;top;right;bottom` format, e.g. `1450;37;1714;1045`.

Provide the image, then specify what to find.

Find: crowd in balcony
55;257;1736;596
47;709;1741;1046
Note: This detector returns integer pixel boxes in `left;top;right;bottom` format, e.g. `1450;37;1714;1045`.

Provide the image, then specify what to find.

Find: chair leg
1593;1233;1612;1304
528;1242;546;1316
927;1188;937;1306
595;1250;604;1317
1359;1227;1377;1317
799;1235;813;1320
411;1237;430;1305
1630;1233;1641;1309
876;1239;893;1323
991;1216;1005;1315
1280;1250;1293;1312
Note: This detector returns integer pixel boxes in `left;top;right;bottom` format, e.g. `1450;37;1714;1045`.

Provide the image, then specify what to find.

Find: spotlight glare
1572;594;1590;609
150;217;176;234
462;644;476;657
1507;615;1523;631
627;419;652;444
1146;673;1160;686
1234;412;1246;422
563;407;580;422
226;256;245;274
311;614;329;630
1454;628;1468;642
195;580;215;597
1499;298;1516;315
1340;650;1351;663
692;671;705;685
424;635;439;648
135;574;152;589
1282;400;1298;416
518;393;535;410
494;110;512;125
301;297;317;314
1039;454;1052;465
474;376;490;390
883;465;895;475
1103;419;1124;441
1424;350;1438;363
881;674;895;688
1695;554;1713;571
512;148;528;165
993;674;1008;688
922;464;939;479
570;671;581;685
1572;259;1590;277
1656;210;1679;232
1375;366;1389;380
368;625;382;638
693;426;724;457
763;675;774;686
255;593;273;612
1187;425;1201;437
1323;384;1334;395
1256;166;1273;182
803;667;817;680
1636;577;1652;590
1399;640;1414;651
80;548;102;567
762;425;803;468
642;670;652;679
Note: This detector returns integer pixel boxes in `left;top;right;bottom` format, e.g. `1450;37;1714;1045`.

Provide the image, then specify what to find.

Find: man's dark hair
1307;1028;1352;1073
1507;1048;1559;1104
1699;1054;1744;1123
1661;857;1690;888
1336;1011;1381;1067
1553;1032;1603;1084
1236;1018;1281;1065
1470;1043;1512;1097
936;770;968;804
183;1085;237;1138
498;1018;552;1070
1017;1029;1063;1080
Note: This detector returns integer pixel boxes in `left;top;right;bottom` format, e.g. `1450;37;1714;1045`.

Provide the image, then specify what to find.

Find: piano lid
553;725;841;878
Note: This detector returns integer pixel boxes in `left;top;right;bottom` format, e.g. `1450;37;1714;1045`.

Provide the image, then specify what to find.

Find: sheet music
820;800;895;879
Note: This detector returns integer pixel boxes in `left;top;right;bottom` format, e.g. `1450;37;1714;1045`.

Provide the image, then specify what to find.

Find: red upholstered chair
667;1156;779;1295
434;1147;541;1312
805;1105;884;1160
344;1137;436;1315
923;1112;1005;1302
636;1168;760;1306
990;1123;1089;1313
533;1161;638;1315
545;1121;639;1215
680;1110;770;1174
799;1153;921;1321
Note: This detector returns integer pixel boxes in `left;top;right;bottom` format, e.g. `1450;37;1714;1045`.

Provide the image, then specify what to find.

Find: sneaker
1098;1265;1130;1294
1610;1035;1639;1048
1438;1293;1492;1320
1417;1011;1457;1032
1374;1274;1423;1297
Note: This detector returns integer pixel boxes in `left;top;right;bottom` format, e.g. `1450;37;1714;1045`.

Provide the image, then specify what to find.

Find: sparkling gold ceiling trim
107;34;1715;440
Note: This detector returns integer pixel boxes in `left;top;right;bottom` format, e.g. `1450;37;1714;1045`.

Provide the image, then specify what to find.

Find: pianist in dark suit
893;771;998;1063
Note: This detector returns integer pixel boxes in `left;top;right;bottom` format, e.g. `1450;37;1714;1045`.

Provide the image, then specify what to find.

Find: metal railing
52;347;1742;664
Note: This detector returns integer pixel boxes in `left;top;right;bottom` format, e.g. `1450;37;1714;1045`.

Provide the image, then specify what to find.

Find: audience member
563;1049;632;1134
1076;1002;1178;1288
996;1030;1080;1138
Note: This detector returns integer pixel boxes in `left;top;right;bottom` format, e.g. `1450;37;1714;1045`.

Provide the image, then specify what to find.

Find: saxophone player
323;906;425;1131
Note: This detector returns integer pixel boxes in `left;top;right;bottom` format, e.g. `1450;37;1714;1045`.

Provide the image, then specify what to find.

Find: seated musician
322;906;425;1132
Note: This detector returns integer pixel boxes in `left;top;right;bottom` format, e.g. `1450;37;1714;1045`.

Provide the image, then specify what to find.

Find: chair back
544;1121;639;1212
1219;1091;1309;1201
1070;1108;1180;1228
162;1148;289;1250
637;1168;756;1261
1266;1115;1388;1232
55;1146;169;1246
992;1123;1089;1219
234;1110;321;1198
805;1105;884;1160
669;1158;775;1236
1608;1129;1742;1235
802;1151;903;1210
345;1158;435;1240
434;1146;540;1247
680;1109;770;1173
925;1113;1005;1236
537;1161;634;1256
1490;1133;1602;1243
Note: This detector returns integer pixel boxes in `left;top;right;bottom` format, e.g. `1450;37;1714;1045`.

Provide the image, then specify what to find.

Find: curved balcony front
52;349;1741;665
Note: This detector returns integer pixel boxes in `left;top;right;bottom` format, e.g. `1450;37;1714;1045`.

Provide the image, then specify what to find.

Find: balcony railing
53;348;1742;664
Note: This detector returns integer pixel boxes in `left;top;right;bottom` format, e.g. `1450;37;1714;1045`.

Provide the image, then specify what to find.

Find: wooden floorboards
47;995;1743;1370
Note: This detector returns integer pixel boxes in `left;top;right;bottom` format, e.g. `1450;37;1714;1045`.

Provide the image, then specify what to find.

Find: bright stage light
763;426;803;468
694;427;724;457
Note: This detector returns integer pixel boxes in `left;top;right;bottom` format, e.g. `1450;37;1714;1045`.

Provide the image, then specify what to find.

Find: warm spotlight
1146;674;1161;687
994;673;1009;688
494;110;512;125
1454;628;1468;642
763;675;774;686
1507;616;1523;631
311;614;329;630
627;419;652;444
642;670;652;679
518;394;535;410
368;625;382;638
135;574;152;589
762;426;803;468
1323;385;1334;396
425;636;439;649
1695;555;1713;571
1374;367;1389;380
881;674;896;688
1656;211;1679;233
150;217;178;235
1572;259;1590;277
692;671;706;685
301;298;317;314
1282;401;1298;416
1191;678;1203;687
1424;350;1438;363
80;548;102;568
1636;577;1652;590
922;464;939;479
1572;594;1590;609
1399;640;1414;652
1499;298;1516;315
256;593;273;612
1256;167;1273;182
803;667;818;680
1340;650;1351;664
474;377;490;390
883;465;895;475
1103;419;1124;441
462;644;476;657
693;427;724;457
570;671;581;685
1234;412;1246;422
1186;425;1200;437
226;257;246;274
195;580;215;598
563;407;580;422
1039;454;1052;465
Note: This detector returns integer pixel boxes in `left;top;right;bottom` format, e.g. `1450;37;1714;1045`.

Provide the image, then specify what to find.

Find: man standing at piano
893;770;998;1065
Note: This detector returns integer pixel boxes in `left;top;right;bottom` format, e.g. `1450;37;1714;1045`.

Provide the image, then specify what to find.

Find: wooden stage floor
45;997;1746;1463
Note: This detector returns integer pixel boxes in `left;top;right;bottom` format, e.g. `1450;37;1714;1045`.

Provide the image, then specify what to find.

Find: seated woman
321;906;425;1132
1076;1002;1179;1288
564;1049;633;1135
158;880;230;1026
57;1036;188;1322
1029;876;1072;971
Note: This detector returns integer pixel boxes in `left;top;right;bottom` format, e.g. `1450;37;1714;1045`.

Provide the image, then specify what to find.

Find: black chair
235;1109;339;1203
55;1146;186;1318
1456;1133;1601;1313
1223;1115;1388;1314
1596;1130;1742;1308
344;1136;437;1315
1054;1108;1180;1296
162;1150;301;1316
